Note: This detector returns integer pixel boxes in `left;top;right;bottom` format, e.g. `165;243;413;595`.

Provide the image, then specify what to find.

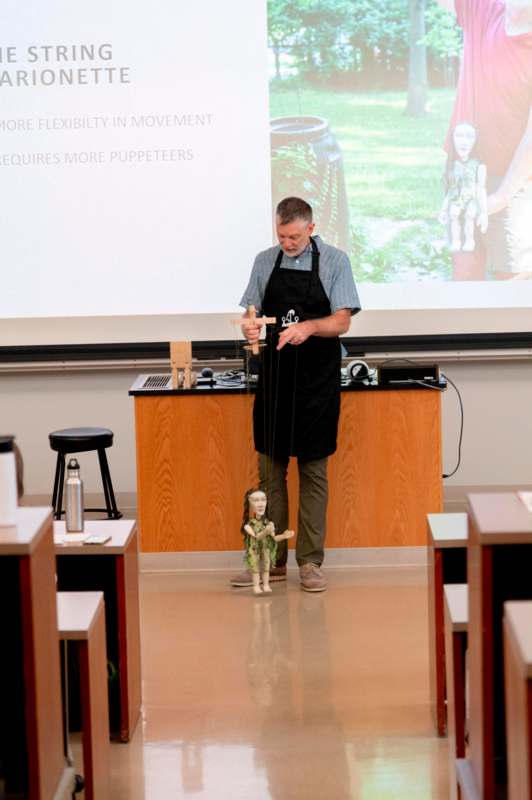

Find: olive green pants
258;453;328;567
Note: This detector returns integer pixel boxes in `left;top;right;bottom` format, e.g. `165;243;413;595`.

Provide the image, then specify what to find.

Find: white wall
1;369;138;499
1;360;532;501
440;359;532;487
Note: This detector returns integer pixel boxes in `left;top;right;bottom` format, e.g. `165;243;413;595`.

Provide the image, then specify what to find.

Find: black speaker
378;364;440;385
346;360;370;382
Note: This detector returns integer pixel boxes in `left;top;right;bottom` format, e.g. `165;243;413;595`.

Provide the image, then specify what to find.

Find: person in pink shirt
438;0;532;278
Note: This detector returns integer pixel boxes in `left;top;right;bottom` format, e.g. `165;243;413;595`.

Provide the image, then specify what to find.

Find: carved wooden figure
170;341;195;389
241;488;294;594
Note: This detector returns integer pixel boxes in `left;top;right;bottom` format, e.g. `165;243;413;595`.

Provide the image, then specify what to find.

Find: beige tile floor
81;566;451;799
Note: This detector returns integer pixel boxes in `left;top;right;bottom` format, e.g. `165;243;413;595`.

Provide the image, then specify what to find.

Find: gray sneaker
230;565;287;587
299;563;327;592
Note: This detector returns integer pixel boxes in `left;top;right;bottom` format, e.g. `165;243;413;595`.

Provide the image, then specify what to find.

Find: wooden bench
427;512;467;735
57;591;110;800
503;601;532;800
444;584;468;800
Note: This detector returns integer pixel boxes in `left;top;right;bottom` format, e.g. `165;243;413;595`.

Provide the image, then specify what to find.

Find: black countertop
129;373;447;396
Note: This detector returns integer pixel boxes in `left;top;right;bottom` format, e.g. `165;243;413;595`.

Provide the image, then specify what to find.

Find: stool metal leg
52;452;63;515
53;454;66;520
97;448;122;520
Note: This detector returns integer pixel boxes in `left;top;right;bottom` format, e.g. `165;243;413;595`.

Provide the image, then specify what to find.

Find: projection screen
1;0;531;346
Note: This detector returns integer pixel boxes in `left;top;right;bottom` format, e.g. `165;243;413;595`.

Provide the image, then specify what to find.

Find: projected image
268;0;532;283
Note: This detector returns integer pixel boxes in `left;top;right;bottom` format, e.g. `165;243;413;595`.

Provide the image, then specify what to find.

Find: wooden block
170;341;193;389
170;341;192;368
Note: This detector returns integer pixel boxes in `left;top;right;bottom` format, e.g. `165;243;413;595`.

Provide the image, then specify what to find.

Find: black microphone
197;367;216;386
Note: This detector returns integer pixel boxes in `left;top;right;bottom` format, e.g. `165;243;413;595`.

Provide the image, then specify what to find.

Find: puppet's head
242;487;268;530
451;121;478;162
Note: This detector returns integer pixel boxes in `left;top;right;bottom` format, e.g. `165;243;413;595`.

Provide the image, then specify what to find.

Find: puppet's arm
256;521;275;540
273;529;295;542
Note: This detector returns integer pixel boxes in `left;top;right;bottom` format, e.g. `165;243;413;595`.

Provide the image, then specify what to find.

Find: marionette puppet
242;488;294;595
439;121;488;252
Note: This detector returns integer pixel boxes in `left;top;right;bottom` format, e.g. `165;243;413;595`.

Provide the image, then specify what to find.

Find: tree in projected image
268;0;464;283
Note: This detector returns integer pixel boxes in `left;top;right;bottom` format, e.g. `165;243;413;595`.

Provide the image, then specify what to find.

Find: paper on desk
517;492;532;513
55;534;89;544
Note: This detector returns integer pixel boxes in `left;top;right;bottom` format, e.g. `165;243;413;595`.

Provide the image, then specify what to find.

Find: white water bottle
0;435;18;527
65;458;84;533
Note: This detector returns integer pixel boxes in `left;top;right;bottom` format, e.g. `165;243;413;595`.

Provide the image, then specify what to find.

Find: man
439;0;532;278
231;197;361;592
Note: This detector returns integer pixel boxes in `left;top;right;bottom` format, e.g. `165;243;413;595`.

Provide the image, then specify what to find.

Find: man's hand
477;212;488;233
241;317;262;346
487;105;532;217
277;309;351;350
277;320;315;350
487;192;508;216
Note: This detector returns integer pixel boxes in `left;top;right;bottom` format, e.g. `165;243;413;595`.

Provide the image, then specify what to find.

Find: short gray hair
276;197;313;225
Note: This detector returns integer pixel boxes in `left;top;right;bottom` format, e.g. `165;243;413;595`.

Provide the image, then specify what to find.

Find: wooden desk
57;592;110;800
54;520;141;742
427;513;467;736
0;507;73;799
444;584;468;800
503;602;532;800
131;384;443;552
464;493;532;800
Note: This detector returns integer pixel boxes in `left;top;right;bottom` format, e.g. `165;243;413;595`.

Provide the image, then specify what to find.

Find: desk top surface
427;513;468;547
504;602;532;677
444;584;468;632
0;506;52;555
57;591;104;639
129;373;446;396
54;519;137;554
468;493;532;545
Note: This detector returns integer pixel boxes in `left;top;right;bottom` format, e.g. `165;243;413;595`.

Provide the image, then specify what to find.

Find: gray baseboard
22;484;530;572
139;546;427;573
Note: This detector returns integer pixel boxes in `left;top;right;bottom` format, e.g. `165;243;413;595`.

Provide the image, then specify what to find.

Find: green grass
270;85;454;221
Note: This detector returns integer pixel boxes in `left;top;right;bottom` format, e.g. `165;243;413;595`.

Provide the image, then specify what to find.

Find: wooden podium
131;383;443;552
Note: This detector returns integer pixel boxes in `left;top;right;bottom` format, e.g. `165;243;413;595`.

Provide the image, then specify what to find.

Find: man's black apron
253;237;341;461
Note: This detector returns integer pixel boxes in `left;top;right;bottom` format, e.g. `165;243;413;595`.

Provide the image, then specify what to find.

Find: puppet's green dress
243;517;277;570
448;158;481;214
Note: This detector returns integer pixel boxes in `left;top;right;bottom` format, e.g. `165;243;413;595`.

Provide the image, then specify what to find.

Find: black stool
49;427;123;521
